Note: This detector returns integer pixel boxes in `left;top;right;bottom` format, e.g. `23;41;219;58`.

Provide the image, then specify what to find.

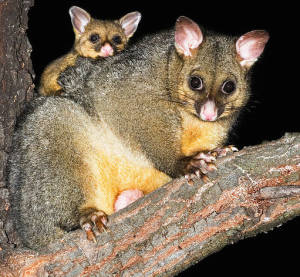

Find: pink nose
200;100;218;122
100;43;114;57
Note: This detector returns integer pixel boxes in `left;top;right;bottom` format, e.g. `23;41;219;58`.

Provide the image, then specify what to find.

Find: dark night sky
28;1;299;275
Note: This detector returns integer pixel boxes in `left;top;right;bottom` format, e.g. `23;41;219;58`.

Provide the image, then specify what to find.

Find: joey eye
222;80;236;94
89;33;100;43
112;35;122;45
189;76;203;91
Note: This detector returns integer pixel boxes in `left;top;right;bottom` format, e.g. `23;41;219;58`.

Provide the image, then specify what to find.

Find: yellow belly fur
180;110;228;157
76;121;171;215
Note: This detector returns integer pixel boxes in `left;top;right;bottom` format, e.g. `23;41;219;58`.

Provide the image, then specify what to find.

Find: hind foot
79;208;108;242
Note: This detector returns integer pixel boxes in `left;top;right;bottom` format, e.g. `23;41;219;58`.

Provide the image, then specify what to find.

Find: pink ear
175;16;203;57
69;6;91;34
119;11;142;39
236;30;269;68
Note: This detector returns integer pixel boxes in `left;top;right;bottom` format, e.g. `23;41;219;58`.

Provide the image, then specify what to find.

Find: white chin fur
200;114;217;122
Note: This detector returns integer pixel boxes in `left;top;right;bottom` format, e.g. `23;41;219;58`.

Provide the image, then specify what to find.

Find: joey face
69;7;141;58
173;16;269;122
75;21;128;58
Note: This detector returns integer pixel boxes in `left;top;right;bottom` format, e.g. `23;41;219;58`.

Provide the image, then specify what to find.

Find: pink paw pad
114;189;144;212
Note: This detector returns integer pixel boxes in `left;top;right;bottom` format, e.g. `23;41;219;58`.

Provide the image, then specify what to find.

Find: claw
184;170;210;184
230;146;239;152
91;211;108;232
81;222;97;243
207;163;217;172
212;145;238;157
202;175;210;183
185;173;196;185
194;152;216;163
195;170;201;178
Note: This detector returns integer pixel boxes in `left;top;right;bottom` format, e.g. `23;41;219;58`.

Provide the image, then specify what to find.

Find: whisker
156;88;198;109
219;98;241;107
157;98;186;106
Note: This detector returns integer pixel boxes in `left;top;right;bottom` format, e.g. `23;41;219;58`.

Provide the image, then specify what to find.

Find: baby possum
39;6;141;96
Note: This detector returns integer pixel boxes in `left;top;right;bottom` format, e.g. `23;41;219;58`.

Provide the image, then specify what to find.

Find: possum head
70;6;141;58
172;16;269;122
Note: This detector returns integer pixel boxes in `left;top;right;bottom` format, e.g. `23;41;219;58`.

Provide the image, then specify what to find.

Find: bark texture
0;0;35;250
0;133;299;276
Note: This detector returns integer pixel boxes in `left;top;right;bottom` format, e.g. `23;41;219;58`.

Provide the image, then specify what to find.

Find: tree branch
1;132;299;276
0;0;34;251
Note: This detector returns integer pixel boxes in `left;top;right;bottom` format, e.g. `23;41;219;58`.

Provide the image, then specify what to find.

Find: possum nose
200;100;218;122
100;43;114;57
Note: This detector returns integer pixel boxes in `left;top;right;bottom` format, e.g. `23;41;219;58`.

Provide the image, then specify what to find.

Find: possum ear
69;6;91;35
175;16;203;57
119;11;142;39
236;30;269;68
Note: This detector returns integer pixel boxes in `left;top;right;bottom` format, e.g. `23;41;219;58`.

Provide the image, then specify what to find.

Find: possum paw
184;145;238;184
79;209;108;243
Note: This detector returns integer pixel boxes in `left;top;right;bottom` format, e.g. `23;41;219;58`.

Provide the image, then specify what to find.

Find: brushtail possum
8;16;269;250
38;6;141;96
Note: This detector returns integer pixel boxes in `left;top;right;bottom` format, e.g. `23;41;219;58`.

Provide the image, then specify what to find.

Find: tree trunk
0;133;299;276
1;1;300;277
0;0;35;248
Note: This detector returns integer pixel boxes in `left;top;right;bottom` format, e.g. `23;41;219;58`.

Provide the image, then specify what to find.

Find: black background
28;1;298;275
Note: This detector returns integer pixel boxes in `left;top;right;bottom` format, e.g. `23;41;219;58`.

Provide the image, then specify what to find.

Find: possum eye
89;33;100;43
112;35;122;45
189;76;203;91
222;80;236;94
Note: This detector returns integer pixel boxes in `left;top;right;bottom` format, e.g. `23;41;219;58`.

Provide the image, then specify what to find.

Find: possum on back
8;16;269;250
38;6;141;96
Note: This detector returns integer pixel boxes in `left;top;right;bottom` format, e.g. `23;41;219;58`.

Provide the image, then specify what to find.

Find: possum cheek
114;189;144;212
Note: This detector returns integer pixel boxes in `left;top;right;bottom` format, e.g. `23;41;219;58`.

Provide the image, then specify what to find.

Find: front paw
184;152;217;184
184;145;238;184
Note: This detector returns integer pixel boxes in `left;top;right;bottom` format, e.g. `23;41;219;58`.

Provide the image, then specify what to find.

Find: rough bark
0;0;35;249
0;133;299;276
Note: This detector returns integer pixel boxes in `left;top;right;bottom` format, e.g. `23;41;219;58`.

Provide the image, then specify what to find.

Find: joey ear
175;16;203;57
119;11;142;39
236;30;269;68
69;6;91;34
